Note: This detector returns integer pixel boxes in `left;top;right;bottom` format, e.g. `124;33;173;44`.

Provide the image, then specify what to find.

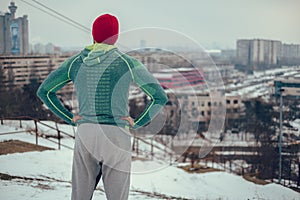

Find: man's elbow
36;86;45;101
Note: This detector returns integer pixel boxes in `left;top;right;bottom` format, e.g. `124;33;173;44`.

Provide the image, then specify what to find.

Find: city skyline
0;0;300;50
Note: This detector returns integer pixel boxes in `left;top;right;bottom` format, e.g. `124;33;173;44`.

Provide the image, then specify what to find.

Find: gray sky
1;0;300;49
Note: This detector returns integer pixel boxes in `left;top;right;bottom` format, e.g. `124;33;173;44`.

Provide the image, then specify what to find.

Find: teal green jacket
37;43;168;129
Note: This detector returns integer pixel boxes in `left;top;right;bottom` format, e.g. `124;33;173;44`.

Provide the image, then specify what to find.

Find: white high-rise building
236;39;282;71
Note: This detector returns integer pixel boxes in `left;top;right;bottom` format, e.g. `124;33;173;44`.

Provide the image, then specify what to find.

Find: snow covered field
0;120;299;200
226;66;300;99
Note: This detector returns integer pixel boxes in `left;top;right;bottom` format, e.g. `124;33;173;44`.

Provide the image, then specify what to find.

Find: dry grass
178;163;221;174
242;173;270;185
0;140;53;155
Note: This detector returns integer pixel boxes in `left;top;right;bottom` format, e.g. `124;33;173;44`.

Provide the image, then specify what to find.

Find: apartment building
236;39;281;72
160;91;243;133
0;54;74;96
281;44;300;66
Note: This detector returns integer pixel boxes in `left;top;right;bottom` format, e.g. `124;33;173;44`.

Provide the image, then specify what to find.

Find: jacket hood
81;43;117;66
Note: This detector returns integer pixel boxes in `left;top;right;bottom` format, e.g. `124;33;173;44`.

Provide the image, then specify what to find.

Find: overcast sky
1;0;300;49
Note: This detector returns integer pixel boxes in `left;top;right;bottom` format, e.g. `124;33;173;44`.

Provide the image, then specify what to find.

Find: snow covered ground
226;66;300;99
290;119;300;137
0;120;299;200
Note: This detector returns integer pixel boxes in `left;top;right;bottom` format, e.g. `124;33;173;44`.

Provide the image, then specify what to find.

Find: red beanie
92;14;119;45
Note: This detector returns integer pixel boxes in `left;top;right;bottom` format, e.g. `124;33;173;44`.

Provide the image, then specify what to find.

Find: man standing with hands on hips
37;13;168;200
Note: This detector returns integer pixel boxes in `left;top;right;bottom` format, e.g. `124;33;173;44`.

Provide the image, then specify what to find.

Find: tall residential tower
236;39;281;72
0;1;29;55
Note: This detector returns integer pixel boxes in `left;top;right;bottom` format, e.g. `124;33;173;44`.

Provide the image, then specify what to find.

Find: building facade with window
174;91;244;132
0;54;74;96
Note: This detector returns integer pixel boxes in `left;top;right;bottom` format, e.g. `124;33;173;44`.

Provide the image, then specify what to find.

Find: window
233;99;238;104
226;100;230;104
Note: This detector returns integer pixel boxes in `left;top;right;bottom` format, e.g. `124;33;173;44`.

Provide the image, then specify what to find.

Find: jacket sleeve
36;58;75;125
130;58;168;129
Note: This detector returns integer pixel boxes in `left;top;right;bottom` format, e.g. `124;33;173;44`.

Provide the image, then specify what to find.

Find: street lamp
274;78;300;184
278;88;284;184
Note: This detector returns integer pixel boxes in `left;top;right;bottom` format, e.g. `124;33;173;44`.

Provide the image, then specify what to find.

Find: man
37;14;167;200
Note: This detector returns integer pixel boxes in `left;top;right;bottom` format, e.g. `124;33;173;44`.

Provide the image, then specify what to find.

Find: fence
2;117;299;190
0;116;75;150
174;142;300;188
0;116;175;162
131;134;175;163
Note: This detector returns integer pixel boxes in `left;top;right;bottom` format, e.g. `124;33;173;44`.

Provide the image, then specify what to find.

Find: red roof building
153;68;205;89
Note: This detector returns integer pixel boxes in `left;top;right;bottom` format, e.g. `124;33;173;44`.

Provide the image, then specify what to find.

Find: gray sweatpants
71;123;132;200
